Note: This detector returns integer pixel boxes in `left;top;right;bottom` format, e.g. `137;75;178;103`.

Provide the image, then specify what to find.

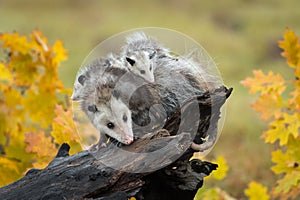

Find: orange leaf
241;70;285;95
25;131;56;158
252;94;286;120
278;28;300;68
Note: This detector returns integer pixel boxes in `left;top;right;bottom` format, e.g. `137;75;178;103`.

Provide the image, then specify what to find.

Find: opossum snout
123;136;134;145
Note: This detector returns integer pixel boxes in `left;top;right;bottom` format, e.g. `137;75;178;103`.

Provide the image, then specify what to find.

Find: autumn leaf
0;62;13;83
211;156;229;180
0;30;70;186
51;40;67;66
244;181;270;200
271;136;300;174
23;89;57;128
241;70;285;95
263;113;300;145
252;93;286;120
289;79;300;110
25;132;56;158
278;28;300;68
0;32;32;55
0;157;21;186
274;171;300;195
195;187;235;200
51;104;82;154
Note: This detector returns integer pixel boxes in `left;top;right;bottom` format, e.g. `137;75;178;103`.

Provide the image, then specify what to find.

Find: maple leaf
263;112;300;146
274;171;300;195
211;156;229;180
278;28;300;68
23;89;57;128
241;70;286;95
271;136;300;174
8;53;40;87
252;93;286;120
0;157;21;187
51;40;67;67
244;181;270;200
289;79;300;111
271;150;295;175
0;30;70;187
51;104;82;154
25;132;56;158
0;32;32;55
0;62;13;83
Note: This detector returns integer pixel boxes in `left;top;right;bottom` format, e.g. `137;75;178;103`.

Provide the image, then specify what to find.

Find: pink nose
124;137;134;145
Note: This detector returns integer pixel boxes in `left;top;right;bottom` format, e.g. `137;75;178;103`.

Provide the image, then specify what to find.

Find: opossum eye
78;75;86;85
126;57;135;66
112;90;121;100
88;105;98;113
149;65;152;71
123;114;128;122
107;122;115;129
149;51;156;59
140;70;145;74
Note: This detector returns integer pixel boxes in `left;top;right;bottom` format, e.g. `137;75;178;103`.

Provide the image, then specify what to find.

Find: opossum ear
126;57;136;66
88;104;98;113
78;75;86;85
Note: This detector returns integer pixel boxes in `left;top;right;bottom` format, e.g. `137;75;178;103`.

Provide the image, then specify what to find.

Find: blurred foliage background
1;0;300;198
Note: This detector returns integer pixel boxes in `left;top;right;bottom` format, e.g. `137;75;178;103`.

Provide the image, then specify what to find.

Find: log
0;86;232;200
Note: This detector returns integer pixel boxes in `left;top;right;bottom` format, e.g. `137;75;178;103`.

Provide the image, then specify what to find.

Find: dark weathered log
0;86;232;200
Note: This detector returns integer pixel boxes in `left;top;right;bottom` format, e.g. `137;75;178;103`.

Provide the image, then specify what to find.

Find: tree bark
0;86;232;200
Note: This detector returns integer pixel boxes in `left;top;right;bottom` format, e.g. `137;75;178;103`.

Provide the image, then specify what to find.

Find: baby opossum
123;50;156;83
120;32;170;83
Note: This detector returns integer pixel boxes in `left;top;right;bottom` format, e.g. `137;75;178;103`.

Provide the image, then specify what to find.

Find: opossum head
82;86;134;145
125;50;156;83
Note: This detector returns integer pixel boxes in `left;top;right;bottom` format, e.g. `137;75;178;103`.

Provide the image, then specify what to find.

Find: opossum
72;32;221;150
123;50;156;83
120;32;170;83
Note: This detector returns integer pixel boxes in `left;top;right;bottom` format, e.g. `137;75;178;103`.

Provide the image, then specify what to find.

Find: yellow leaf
289;79;300;111
271;136;300;174
278;28;300;68
0;63;12;83
51;105;82;154
23;89;56;128
263;113;300;145
244;181;270;200
211;156;229;180
0;157;21;187
241;70;285;95
271;150;294;175
0;32;32;55
195;187;235;200
203;155;229;181
8;53;40;86
51;40;67;66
